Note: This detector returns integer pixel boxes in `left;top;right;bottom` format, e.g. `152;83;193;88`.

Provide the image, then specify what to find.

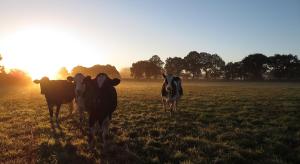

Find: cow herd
34;73;182;148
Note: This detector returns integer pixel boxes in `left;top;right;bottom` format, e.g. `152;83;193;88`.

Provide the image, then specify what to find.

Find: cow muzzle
166;85;172;92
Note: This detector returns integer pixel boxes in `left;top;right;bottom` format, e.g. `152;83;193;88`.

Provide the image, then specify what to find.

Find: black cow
82;73;120;147
161;74;183;114
34;77;75;124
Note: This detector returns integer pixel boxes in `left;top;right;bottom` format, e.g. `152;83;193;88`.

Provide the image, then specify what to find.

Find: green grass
0;81;300;163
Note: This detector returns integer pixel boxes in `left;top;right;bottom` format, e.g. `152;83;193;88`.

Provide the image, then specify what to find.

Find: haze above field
0;0;299;79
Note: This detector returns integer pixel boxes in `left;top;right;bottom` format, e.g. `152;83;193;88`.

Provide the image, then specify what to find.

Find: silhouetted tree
225;62;244;80
202;53;225;79
149;55;164;79
0;54;5;74
130;55;164;79
149;55;164;68
241;53;268;80
183;51;202;78
164;57;185;76
0;55;31;86
183;52;225;79
56;67;69;80
268;54;299;80
0;69;31;86
71;64;120;78
119;67;131;79
130;61;145;79
129;51;299;81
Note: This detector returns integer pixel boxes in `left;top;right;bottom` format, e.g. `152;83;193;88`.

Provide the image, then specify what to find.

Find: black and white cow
67;73;87;125
81;73;120;147
161;74;183;114
34;77;75;124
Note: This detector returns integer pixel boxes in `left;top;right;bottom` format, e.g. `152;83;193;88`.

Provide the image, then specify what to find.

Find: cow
67;73;87;125
161;73;183;114
81;73;120;148
34;77;75;125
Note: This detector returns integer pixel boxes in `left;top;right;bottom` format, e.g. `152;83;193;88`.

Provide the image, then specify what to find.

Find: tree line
55;64;121;80
130;52;300;80
68;64;120;78
0;54;32;86
0;53;121;87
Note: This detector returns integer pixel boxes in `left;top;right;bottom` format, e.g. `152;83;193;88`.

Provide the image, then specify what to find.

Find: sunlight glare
1;26;102;80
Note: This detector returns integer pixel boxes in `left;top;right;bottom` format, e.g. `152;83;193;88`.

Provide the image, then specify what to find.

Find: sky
0;0;299;78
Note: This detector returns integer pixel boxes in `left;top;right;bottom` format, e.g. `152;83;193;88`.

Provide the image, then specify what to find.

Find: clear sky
0;0;299;78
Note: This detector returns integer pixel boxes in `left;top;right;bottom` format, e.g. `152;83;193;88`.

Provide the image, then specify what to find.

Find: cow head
82;73;120;98
67;73;86;97
162;73;176;94
96;73;120;88
33;76;50;94
82;75;95;97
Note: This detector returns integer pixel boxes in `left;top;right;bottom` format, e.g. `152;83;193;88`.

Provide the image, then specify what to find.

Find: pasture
0;81;300;164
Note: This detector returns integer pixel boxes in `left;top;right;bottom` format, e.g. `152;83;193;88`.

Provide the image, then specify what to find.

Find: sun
1;26;100;80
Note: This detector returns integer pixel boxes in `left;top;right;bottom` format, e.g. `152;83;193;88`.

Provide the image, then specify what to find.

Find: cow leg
77;98;85;126
55;104;61;125
170;101;174;115
162;98;166;112
101;116;110;147
174;100;177;112
68;102;74;115
47;103;54;121
79;107;84;126
88;115;97;149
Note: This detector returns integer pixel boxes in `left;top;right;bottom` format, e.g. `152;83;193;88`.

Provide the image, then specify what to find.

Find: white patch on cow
73;73;86;124
97;75;107;88
165;75;174;93
162;74;182;113
74;73;85;96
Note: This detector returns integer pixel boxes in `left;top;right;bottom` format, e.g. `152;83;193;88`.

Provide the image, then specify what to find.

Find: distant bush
71;64;120;79
0;69;32;87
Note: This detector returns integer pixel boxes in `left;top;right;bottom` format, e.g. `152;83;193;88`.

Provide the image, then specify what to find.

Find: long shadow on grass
37;117;141;163
36;121;93;163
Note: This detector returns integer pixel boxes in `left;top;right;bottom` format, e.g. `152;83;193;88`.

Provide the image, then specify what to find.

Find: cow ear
67;76;74;82
111;78;120;86
82;76;92;84
162;73;166;79
33;80;40;84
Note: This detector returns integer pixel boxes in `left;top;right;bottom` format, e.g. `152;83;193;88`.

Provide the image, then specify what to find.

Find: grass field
0;81;300;164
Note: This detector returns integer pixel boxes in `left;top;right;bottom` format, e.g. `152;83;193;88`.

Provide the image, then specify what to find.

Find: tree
183;51;202;78
71;64;120;78
164;57;185;76
0;69;31;86
149;55;164;68
149;55;164;79
241;53;268;80
201;53;225;79
56;67;69;80
130;55;164;79
225;62;244;80
268;54;299;80
0;54;5;74
120;67;131;79
130;61;146;79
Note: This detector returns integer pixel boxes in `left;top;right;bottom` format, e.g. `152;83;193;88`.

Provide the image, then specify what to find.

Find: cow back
44;80;75;104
